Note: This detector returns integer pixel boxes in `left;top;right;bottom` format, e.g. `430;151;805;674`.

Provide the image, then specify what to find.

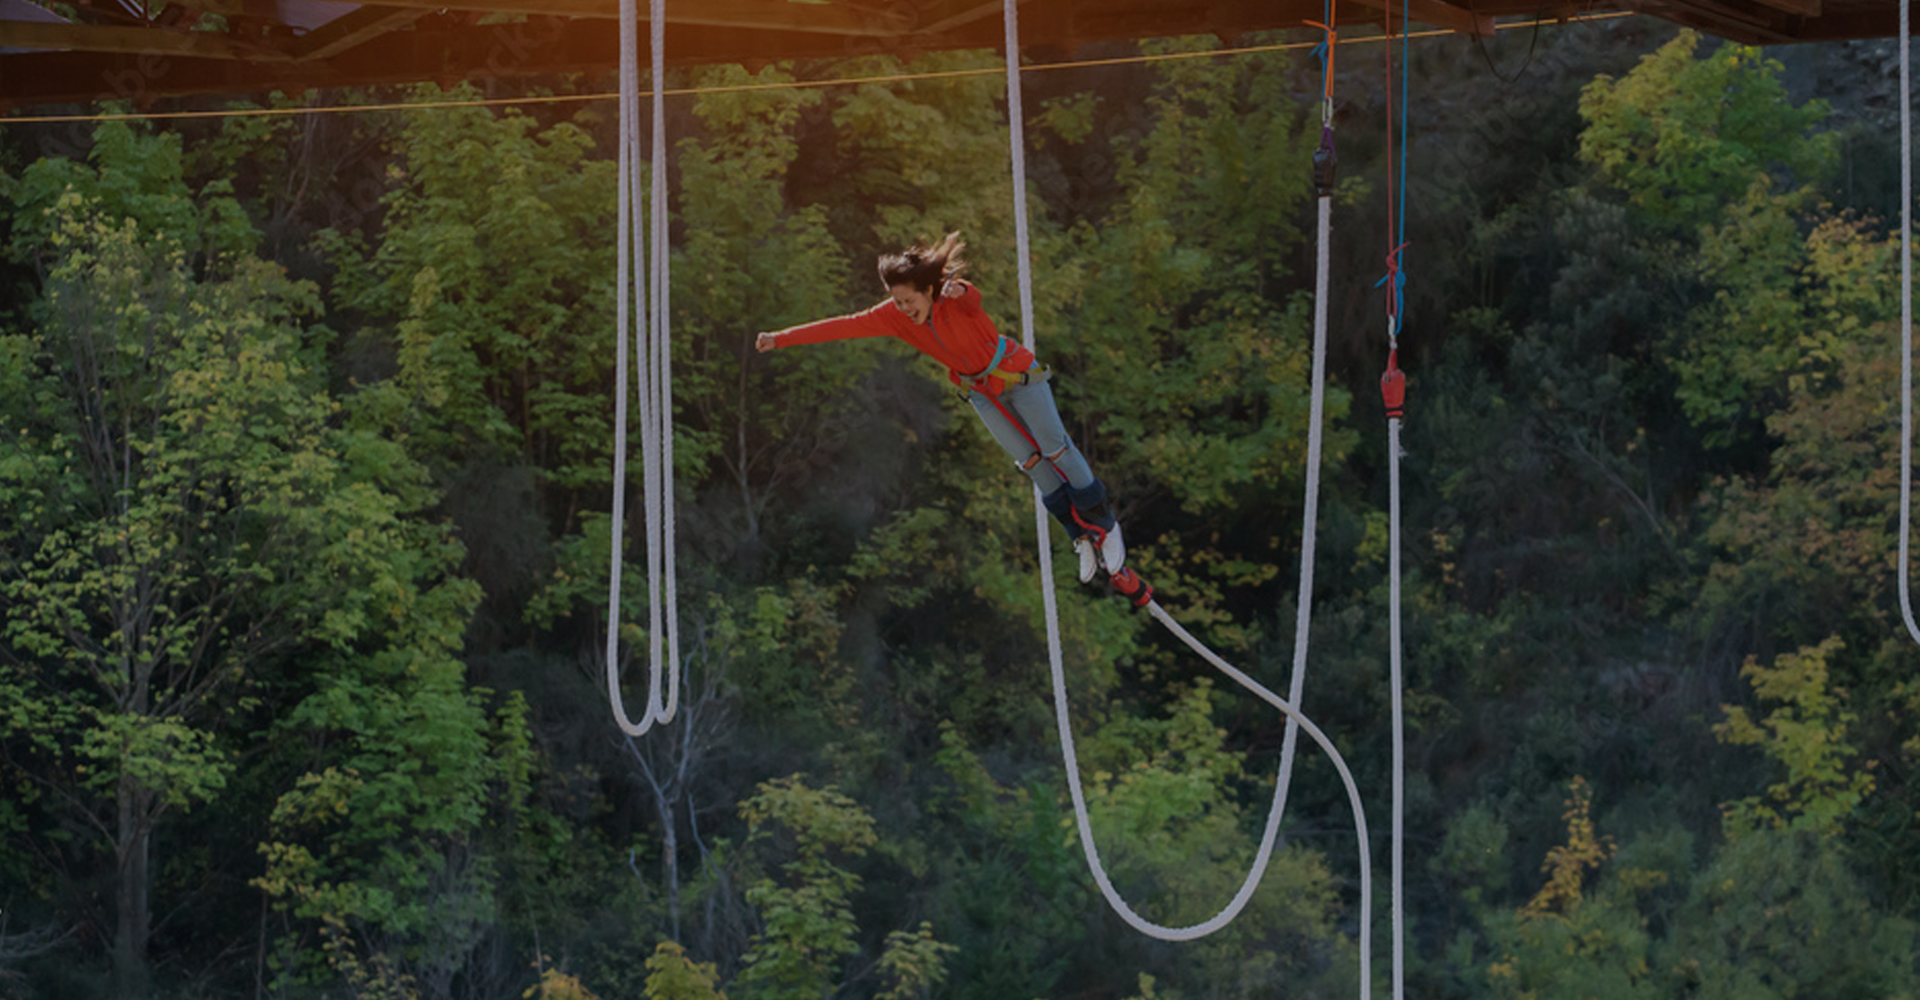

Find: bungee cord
606;0;680;735
1384;379;1407;1000
1380;5;1411;999
1006;0;1374;970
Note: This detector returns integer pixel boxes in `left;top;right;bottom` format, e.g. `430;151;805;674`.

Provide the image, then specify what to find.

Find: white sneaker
1099;523;1126;573
1074;535;1099;584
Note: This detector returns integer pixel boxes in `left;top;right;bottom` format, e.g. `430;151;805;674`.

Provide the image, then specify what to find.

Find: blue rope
1396;0;1409;340
1373;0;1411;346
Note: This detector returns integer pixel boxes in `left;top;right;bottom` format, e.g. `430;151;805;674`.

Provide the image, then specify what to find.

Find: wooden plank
283;0;912;33
912;0;1005;35
171;0;259;15
293;4;427;58
1743;0;1817;18
656;0;907;33
1646;0;1795;40
0;20;291;59
1011;0;1317;47
1344;0;1495;36
1648;6;1772;42
1775;5;1893;40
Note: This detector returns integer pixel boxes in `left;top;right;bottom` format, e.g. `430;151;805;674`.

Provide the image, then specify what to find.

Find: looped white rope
1004;4;1371;976
607;0;679;735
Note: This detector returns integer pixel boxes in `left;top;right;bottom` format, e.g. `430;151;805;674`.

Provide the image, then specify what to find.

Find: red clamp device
1109;567;1154;608
1380;349;1407;421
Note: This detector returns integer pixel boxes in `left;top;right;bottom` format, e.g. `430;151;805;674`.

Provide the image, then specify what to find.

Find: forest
1;13;1917;1000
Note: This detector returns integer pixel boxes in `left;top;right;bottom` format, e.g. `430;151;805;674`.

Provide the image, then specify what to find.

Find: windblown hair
877;232;967;297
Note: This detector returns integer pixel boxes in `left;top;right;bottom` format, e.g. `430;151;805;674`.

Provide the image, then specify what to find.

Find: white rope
1050;194;1354;944
1388;415;1405;1000
1272;182;1337;842
649;0;681;718
1003;0;1037;339
1004;3;1369;961
1387;11;1408;994
1901;0;1919;648
1037;540;1376;950
607;0;677;735
1138;602;1373;954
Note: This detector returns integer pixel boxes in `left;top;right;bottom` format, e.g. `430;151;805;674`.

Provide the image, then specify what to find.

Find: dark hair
877;232;967;297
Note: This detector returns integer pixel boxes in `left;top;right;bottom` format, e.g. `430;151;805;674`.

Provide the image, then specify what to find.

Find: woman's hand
755;332;776;353
940;278;966;301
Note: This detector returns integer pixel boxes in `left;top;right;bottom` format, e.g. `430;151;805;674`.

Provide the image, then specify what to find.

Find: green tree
1481;780;1667;1000
726;775;959;1000
320;88;619;618
1671;189;1896;450
254;686;521;998
920;724;1093;1000
733;775;877;1000
1072;38;1333;504
1690;332;1903;651
1055;38;1349;640
1082;680;1351;997
645;940;725;1000
670;64;862;549
1714;636;1874;838
0;122;476;996
1661;830;1919;1000
873;923;958;1000
1578;30;1834;234
1685;302;1917;904
823;51;1030;282
926;685;1351;1000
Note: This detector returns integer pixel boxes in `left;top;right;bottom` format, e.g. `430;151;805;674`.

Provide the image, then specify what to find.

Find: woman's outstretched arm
756;303;899;354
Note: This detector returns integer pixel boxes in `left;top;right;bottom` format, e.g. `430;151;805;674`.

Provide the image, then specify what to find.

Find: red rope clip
1109;567;1154;608
1380;349;1407;421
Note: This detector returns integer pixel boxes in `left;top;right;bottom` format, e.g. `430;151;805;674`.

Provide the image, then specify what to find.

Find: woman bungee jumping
755;232;1126;582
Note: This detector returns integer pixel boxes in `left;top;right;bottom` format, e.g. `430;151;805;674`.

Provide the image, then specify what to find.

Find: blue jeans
968;380;1095;494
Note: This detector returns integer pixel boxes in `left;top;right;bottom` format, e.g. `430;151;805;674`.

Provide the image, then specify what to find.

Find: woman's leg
968;388;1069;495
994;381;1095;489
969;382;1127;575
968;382;1115;531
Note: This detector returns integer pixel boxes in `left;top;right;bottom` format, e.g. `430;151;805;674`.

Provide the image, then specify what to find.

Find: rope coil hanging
607;0;681;735
1006;0;1374;976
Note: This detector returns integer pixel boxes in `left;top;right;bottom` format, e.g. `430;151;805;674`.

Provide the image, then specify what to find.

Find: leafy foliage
1714;636;1874;837
2;24;1916;1000
1578;30;1834;232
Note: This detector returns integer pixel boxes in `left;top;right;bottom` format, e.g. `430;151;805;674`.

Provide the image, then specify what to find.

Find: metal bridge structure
0;0;1907;110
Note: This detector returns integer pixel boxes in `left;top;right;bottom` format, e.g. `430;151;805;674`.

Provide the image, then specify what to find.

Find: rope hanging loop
605;0;680;737
1380;349;1406;420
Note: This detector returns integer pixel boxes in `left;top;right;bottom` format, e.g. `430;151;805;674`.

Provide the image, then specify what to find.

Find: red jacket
766;281;1037;396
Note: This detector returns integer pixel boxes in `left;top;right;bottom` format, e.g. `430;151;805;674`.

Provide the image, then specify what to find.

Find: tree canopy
0;22;1915;1000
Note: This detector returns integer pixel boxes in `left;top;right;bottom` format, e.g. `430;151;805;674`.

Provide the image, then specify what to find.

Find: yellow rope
1;11;1633;126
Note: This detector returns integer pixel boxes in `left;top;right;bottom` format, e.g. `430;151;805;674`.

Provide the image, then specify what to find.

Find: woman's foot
1074;535;1099;583
1099;523;1126;575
